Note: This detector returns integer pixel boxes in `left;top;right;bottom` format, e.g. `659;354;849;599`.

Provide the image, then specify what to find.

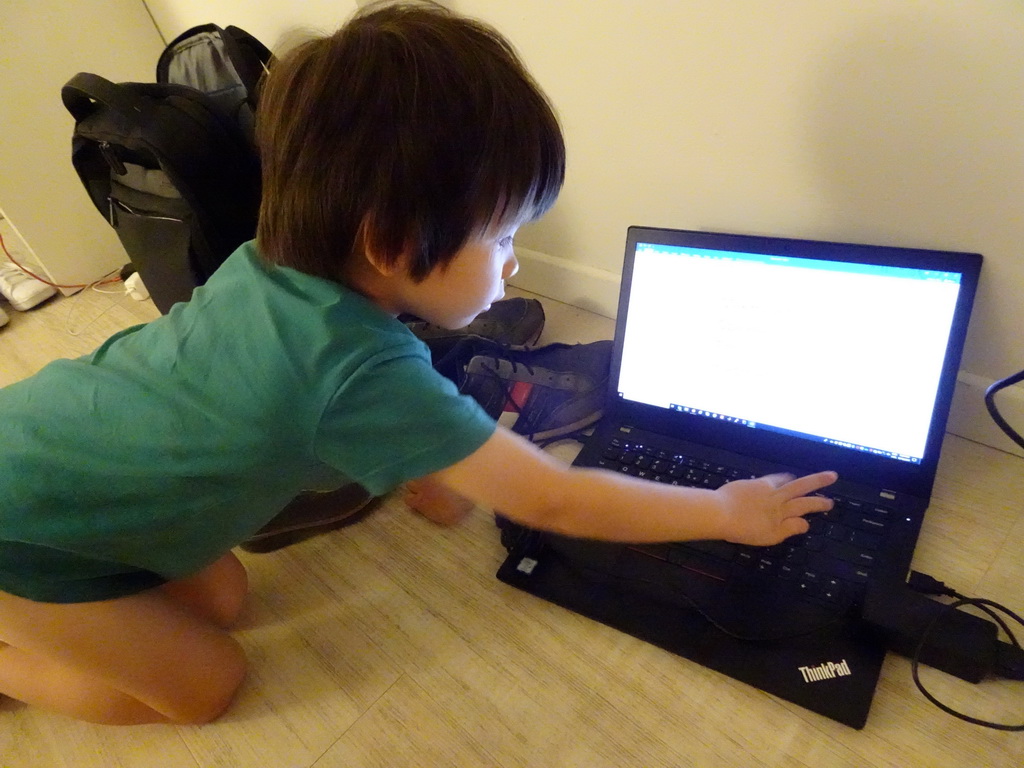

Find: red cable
0;227;121;289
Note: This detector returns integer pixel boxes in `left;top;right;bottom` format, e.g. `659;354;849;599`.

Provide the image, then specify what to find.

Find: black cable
909;571;1020;647
996;639;1024;681
984;368;1024;450
907;574;1024;730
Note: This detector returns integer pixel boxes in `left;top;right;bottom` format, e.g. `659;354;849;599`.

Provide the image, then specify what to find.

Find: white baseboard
509;247;620;320
511;246;1024;458
950;372;1024;458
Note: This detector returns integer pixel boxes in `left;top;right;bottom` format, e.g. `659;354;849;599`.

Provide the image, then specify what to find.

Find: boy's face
395;224;520;330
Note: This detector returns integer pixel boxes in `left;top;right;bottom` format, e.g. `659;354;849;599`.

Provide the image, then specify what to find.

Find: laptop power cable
862;571;1024;730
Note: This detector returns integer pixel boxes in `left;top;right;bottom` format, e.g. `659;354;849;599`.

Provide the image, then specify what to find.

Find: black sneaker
456;339;613;444
240;484;382;553
404;297;545;361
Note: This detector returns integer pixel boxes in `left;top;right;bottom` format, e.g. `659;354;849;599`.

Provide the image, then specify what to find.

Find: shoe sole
240;494;382;553
516;408;604;444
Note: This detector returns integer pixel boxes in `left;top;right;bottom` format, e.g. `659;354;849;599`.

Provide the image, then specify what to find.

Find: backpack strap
221;25;273;106
61;72;146;122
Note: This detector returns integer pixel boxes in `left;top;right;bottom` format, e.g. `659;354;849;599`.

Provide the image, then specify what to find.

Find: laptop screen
616;239;966;465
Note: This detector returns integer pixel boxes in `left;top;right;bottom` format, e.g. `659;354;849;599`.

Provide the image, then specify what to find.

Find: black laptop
497;226;982;729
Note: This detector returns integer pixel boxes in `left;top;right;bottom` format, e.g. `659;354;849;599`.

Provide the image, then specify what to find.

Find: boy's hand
404;475;476;526
432;428;836;545
714;471;838;546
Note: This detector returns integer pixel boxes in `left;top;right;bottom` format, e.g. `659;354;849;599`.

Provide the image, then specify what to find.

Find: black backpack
62;24;272;313
157;24;272;147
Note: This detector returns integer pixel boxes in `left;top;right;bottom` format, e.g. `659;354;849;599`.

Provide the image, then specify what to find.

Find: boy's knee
167;639;248;725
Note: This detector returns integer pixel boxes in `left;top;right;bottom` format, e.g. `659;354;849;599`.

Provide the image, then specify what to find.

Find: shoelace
432;337;513;379
479;356;530;425
441;340;595;447
475;355;591;447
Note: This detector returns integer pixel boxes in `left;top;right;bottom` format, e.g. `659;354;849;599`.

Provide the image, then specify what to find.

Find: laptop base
497;531;885;729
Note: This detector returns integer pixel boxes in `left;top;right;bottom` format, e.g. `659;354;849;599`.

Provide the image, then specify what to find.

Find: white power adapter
124;271;150;301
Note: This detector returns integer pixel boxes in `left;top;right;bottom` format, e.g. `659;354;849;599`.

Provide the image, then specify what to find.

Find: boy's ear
357;215;409;277
363;246;401;277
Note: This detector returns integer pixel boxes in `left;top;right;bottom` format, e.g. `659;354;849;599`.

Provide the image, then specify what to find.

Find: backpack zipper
98;141;127;176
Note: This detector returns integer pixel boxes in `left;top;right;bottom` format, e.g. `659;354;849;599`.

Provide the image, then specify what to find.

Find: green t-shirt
0;242;496;602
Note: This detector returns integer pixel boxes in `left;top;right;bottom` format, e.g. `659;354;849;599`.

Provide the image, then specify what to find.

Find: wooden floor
2;283;1024;767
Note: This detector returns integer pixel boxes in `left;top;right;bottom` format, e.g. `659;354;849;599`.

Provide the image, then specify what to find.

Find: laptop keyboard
594;436;893;608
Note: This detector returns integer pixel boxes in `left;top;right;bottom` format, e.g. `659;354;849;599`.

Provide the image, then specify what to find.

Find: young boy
0;1;835;726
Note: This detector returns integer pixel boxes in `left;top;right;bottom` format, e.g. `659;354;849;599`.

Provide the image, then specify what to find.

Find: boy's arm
428;426;837;547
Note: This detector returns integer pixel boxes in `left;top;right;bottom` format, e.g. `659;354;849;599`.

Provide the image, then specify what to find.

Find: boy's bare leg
0;553;248;725
159;550;249;628
404;475;475;526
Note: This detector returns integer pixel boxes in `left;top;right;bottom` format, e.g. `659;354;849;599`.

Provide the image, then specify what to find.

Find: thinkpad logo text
798;659;852;683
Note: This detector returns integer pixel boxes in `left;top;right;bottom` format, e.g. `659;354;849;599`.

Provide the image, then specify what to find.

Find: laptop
497;226;982;729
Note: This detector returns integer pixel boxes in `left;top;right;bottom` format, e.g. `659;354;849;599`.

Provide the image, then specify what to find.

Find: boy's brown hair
256;0;565;282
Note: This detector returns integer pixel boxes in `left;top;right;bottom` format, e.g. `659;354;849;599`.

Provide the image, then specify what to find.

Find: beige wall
0;0;166;289
469;1;1024;379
